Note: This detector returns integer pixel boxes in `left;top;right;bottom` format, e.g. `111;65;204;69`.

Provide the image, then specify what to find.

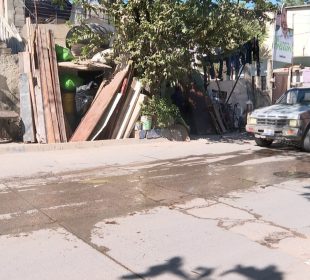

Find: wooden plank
26;18;36;75
123;94;147;138
70;66;129;142
49;30;67;142
35;86;47;143
90;93;123;141
64;114;73;140
19;73;35;143
116;80;142;139
205;96;226;134
40;27;61;143
105;67;134;138
22;52;38;133
58;61;112;71
110;78;136;139
37;27;55;143
212;103;227;133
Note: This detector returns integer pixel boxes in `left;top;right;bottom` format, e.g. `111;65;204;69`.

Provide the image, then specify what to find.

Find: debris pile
19;20;146;143
20;19;66;143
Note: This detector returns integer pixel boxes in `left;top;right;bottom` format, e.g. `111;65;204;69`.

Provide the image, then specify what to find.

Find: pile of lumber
71;65;147;142
205;95;227;135
19;19;66;143
19;19;147;143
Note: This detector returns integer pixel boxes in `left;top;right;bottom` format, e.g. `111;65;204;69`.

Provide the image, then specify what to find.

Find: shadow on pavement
302;186;310;201
221;264;284;280
120;257;195;279
120;257;284;280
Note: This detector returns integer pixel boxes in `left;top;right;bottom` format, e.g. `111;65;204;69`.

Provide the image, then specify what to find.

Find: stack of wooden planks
70;65;147;142
19;18;67;143
205;95;227;135
20;18;147;144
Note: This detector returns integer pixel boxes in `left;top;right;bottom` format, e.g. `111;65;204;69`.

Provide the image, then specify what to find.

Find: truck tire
302;128;310;152
254;137;273;147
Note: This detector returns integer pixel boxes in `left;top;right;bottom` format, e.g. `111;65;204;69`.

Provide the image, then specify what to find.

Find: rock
143;125;190;141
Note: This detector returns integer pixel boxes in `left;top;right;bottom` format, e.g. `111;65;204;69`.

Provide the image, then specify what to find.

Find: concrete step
0;41;7;48
0;41;12;55
0;48;12;55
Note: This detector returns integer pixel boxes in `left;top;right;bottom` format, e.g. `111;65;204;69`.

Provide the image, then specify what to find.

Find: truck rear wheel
254;137;273;147
302;128;310;152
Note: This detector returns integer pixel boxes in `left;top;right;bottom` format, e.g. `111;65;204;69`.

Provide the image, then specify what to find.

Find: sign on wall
273;4;294;64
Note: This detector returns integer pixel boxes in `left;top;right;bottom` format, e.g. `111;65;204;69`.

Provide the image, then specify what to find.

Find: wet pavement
1;139;310;279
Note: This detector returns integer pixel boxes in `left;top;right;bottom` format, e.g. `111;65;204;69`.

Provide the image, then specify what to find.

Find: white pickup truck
246;87;310;151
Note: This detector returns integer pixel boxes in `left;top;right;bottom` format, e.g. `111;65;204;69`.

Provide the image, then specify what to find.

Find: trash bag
59;74;84;91
75;81;98;118
55;44;74;62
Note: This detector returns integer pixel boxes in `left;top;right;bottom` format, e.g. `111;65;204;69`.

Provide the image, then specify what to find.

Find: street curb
0;138;171;154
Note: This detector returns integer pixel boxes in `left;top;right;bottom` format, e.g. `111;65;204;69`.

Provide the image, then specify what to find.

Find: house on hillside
265;5;310;102
0;0;111;50
24;0;72;24
0;0;72;29
287;5;310;66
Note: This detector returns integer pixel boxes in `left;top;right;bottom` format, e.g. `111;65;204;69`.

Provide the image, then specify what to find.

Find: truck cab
246;87;310;151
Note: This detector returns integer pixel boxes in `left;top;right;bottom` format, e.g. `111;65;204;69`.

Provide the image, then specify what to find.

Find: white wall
287;6;310;57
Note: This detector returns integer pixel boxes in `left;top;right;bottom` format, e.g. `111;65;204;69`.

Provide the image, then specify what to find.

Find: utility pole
267;12;276;103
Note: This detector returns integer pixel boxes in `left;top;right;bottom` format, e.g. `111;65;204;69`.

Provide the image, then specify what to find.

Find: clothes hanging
225;57;231;77
253;37;260;76
218;59;223;80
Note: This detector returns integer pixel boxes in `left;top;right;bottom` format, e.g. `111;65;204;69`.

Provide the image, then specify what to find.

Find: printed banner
273;4;293;64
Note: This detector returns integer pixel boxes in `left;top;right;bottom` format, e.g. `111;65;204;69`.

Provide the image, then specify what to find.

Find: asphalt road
0;136;310;279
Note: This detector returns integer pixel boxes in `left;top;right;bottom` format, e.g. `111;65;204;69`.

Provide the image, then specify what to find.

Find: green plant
141;96;181;128
57;0;276;93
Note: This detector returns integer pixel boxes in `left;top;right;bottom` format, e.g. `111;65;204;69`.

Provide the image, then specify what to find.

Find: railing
0;16;24;54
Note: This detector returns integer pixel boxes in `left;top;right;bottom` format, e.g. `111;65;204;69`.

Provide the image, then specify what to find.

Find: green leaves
141;96;181;128
67;0;275;93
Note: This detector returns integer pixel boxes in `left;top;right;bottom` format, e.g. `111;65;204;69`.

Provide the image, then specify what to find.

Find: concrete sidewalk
0;134;257;180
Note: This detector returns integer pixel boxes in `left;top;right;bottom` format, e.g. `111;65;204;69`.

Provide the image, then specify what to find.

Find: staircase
0;41;11;55
0;15;24;54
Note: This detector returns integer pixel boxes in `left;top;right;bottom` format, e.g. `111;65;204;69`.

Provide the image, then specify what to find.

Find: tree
64;0;276;93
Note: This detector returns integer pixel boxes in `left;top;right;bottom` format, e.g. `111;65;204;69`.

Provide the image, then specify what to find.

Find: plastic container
62;92;75;114
141;115;152;131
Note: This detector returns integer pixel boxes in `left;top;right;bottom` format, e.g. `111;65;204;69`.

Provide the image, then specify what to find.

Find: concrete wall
0;54;19;112
287;6;310;57
208;79;250;110
21;23;70;47
0;53;20;140
0;0;25;29
208;77;271;113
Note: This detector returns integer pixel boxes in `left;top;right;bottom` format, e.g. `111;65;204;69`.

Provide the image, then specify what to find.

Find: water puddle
273;171;310;179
